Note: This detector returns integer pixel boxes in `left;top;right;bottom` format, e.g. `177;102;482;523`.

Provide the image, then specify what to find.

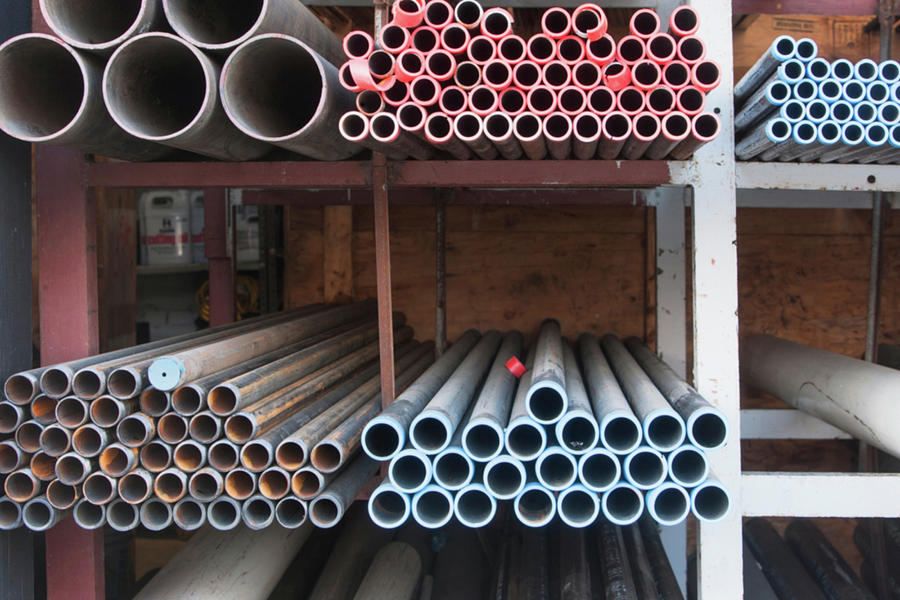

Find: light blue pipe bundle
817;79;842;103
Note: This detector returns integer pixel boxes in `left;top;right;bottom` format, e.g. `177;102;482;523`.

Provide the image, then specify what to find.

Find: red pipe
453;111;498;159
411;75;441;106
439;85;468;116
368;50;395;79
646;86;676;115
481;8;513;40
676;36;706;64
598;111;632;159
339;62;363;92
370;112;434;160
425;0;454;29
425;112;473;159
379;24;411;54
646;33;676;65
396;49;426;82
541;8;572;39
645;111;691;159
691;60;721;92
526;86;557;116
587;86;616;116
616;35;646;65
629;9;660;39
343;31;375;59
513;112;547;160
543;112;573;159
393;0;425;28
454;61;482;89
662;60;691;89
669;112;720;160
468;85;499;116
483;113;524;159
498;35;527;64
621;112;661;159
383;79;411;107
499;87;527;116
572;61;601;89
454;0;483;30
669;6;700;38
426;49;456;81
586;34;616;66
573;112;602;159
513;61;541;89
675;85;705;116
412;26;440;54
603;62;631;91
467;35;497;64
572;4;608;41
440;24;470;55
542;60;571;89
398;102;429;136
557;86;586;116
527;34;556;66
556;36;586;65
631;60;661;92
483;59;513;90
616;87;646;116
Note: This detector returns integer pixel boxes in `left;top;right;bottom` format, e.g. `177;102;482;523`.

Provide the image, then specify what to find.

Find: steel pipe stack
0;0;363;161
339;3;721;160
364;320;731;530
0;301;437;532
735;36;900;164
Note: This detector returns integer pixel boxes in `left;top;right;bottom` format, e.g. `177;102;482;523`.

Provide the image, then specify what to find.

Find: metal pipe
735;35;796;104
636;517;684;599
353;542;422;600
22;497;62;532
339;111;407;160
343;31;375;60
275;497;307;529
438;87;467;116
543;113;573;159
258;466;291;500
102;32;270;161
173;497;206;531
4;468;40;502
368;482;410;529
53;453;92;488
432;438;474;491
557;36;586;65
411;484;454;529
153;467;188;503
0;440;27;474
597;111;632;159
621;523;659;599
647;482;690;526
536;445;577;491
189;411;222;444
39;0;162;54
413;28;440;54
0;403;24;434
786;519;873;598
668;112;720;160
558;483;600;528
99;443;138;477
513;112;548;160
647;86;676;116
454;0;483;29
647;33;677;65
425;112;473;160
72;423;109;458
140;498;173;531
468;35;497;64
118;467;153;504
73;498;105;530
690;478;731;522
456;61;482;89
174;439;207;472
666;444;709;488
587;34;616;67
106;498;140;531
188;466;223;501
55;396;89;428
453;483;496;528
209;439;240;471
370;112;435;160
14;420;42;454
735;80;791;132
116;413;155;447
224;468;257;500
617;36;646;66
454;112;498;159
484;455;526;499
744;517;827;600
663;61;691;90
572;112;601;159
157;413;188;445
388;446;432;493
90;396;136;427
379;24;410;54
208;496;242;530
484;113;524;160
242;495;276;530
291;467;327;500
309;454;377;528
514;482;556;528
499;88;526;115
30;451;57;482
645;112;690;160
736;117;791;161
83;471;117;505
602;482;644;526
442;24;470;56
622;112;660;160
47;478;80;510
623;445;667;490
578;447;621;492
363;329;480;460
794;121;842;163
527;319;568;424
526;86;556;117
39;423;72;457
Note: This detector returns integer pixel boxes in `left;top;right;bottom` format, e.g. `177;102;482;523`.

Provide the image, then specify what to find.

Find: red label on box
505;357;526;378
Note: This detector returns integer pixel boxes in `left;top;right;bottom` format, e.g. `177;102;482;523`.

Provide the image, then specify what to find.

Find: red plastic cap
506;357;527;378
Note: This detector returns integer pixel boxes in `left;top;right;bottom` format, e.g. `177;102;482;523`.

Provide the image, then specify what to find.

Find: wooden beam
733;0;885;15
323;206;353;302
204;188;235;326
372;155;395;407
96;188;137;352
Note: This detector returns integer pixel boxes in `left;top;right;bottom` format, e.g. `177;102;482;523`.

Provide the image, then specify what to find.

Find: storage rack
18;0;900;598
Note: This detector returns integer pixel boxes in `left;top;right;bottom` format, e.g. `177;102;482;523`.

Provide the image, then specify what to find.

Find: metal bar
743;473;900;517
204;188;235;326
435;191;447;357
734;162;900;192
373;154;395;407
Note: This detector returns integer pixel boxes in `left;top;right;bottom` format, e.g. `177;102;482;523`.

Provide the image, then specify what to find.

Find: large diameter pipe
134;519;314;600
221;34;362;161
734;36;797;105
0;33;167;161
39;0;163;54
103;32;270;161
362;329;480;461
411;330;502;455
352;542;422;600
742;334;900;456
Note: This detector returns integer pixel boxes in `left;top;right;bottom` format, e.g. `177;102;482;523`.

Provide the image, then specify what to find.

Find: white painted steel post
687;0;742;597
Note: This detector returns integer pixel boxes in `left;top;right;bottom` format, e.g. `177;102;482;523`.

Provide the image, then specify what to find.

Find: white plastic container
190;191;206;264
139;190;191;266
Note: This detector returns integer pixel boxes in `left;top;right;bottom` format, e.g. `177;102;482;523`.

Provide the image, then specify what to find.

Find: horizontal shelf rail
740;409;851;440
736;162;900;192
742;472;900;517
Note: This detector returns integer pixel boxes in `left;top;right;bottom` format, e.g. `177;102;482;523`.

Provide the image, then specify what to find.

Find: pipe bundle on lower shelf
734;35;900;164
363;320;731;530
339;2;721;161
0;301;436;532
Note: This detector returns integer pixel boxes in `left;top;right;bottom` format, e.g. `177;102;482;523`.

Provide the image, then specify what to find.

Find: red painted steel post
36;146;105;600
204;188;236;327
373;155;396;407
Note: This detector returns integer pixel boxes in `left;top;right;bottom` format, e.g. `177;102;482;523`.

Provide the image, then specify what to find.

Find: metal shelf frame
21;0;900;599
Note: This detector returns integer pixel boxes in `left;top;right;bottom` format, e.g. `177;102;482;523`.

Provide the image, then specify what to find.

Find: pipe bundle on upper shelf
0;300;437;532
363;320;731;530
339;3;722;161
0;0;364;161
734;35;900;164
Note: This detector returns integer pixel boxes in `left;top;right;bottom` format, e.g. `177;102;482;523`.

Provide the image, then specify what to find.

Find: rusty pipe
15;420;43;453
99;443;138;477
173;439;207;473
39;423;72;457
0;440;28;474
309;455;377;528
4;468;41;502
224;468;257;501
189;466;224;501
72;423;110;458
258;466;291;501
154;467;188;503
173;498;206;531
116;413;155;448
208;496;242;530
90;396;136;427
118;467;154;504
55;396;90;428
157;413;188;445
83;471;118;505
0;403;24;434
30;451;58;482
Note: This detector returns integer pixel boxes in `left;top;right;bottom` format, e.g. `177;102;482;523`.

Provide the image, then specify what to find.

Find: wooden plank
733;0;885;15
204;188;235;326
96;188;137;352
373;156;395;406
323;206;353;303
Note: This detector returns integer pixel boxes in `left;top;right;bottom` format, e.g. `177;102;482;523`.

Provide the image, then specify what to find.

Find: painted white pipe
73;498;105;530
623;446;667;490
134;521;314;600
453;483;496;528
275;497;308;529
140;498;174;531
646;482;691;526
411;484;454;529
388;447;432;493
601;482;644;526
558;483;600;528
691;478;731;523
577;447;621;492
368;482;411;529
513;482;556;528
536;446;578;491
741;334;900;456
173;498;207;531
484;455;526;500
667;444;709;488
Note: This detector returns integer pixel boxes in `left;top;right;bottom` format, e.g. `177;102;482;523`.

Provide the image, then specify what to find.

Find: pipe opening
485;114;511;138
363;422;402;459
0;37;86;141
857;60;877;80
210;498;239;527
340;64;357;89
560;488;596;523
400;52;423;75
455;0;482;26
0;499;20;528
84;474;114;504
208;386;238;417
72;370;103;400
456;113;482;138
575;114;600;138
391;454;428;490
844;81;865;101
672;7;698;34
538;451;576;488
428;52;454;77
172;386;203;416
869;82;889;103
648;35;675;62
175;443;204;471
164;0;263;45
794;39;816;60
845;123;865;143
559;89;585;113
141;441;171;471
618;38;645;63
43;0;145;46
155;471;185;501
56;397;87;428
769;81;791;102
412;78;439;104
647;414;685;449
75;500;104;528
383;80;409;105
357;90;383;115
515;114;541;139
780;61;802;83
773;37;795;57
24;500;54;529
381;25;408;51
190;471;220;499
457;488;493;523
5;375;36;405
529;88;555;113
689;413;727;449
678;88;704;113
456;62;481;88
242;442;271;472
119;472;150;503
31;452;56;480
831;59;853;80
665;113;690;138
371;488;407;525
16;422;42;453
560;416;596;451
528;36;555;62
528;386;565;422
882;62;900;81
40;425;70;456
485;61;511;87
820;122;841;143
311;497;339;526
73;426;104;456
5;471;36;501
670;448;707;485
210;441;239;470
832;102;852;122
415;488;451;525
627;450;665;487
434;452;472;487
276;497;307;527
292;470;322;498
618;88;645;113
486;461;523;496
499;36;524;62
558;38;584;62
158;413;188;444
516;487;554;523
442;26;468;52
483;11;511;37
606;486;641;519
140;388;170;417
604;114;631;140
868;124;888;144
100;446;132;477
574;10;599;33
631;11;659;36
427;114;452;139
273;437;306;470
654;487;689;521
105;35;210;139
605;63;625;78
311;443;342;472
694;61;719;86
500;89;525;113
464;424;502;459
588;37;615;62
581;452;618;489
0;444;21;473
574;63;600;87
634;62;660;87
808;59;829;80
0;404;21;433
117;416;150;446
260;470;289;499
345;33;372;59
648;88;675;113
589;88;615;113
91;397;123;427
190;413;220;443
663;62;689;87
793;80;816;101
469;37;495;62
108;369;140;400
108;500;138;529
225;470;255;499
220;37;325;139
678;38;704;62
413;28;439;53
694;485;729;520
142;499;171;528
883;104;900;123
543;10;570;37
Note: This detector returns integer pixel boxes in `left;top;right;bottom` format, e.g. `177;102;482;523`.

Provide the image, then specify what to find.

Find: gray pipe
367;482;411;529
504;345;548;461
411;484;454;529
735;79;791;132
275;497;307;529
601;482;644;526
527;319;569;424
577;447;621;492
242;495;276;530
106;498;140;531
513;482;556;528
208;496;242;530
0;497;23;530
453;483;496;528
646;482;691;526
309;454;378;528
556;341;600;454
483;455;526;500
221;34;361;161
557;483;600;528
22;497;63;532
173;497;207;531
0;34;167;161
734;36;796;104
536;445;578;491
735;118;791;161
73;498;105;530
39;0;164;54
140;498;174;531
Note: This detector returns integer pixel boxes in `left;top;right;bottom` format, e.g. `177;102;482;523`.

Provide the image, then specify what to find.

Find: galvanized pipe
667;444;709;488
577;447;621;492
646;482;690;526
527;319;568;425
690;478;731;522
308;454;377;528
601;482;644;526
140;498;174;531
208;496;242;530
558;483;600;528
388;446;432;494
454;483;496;528
73;498;105;530
623;446;667;490
242;495;276;530
734;35;796;104
411;484;454;529
504;345;548;461
106;498;140;531
514;482;556;528
484;454;526;500
0;498;23;531
735;117;791;160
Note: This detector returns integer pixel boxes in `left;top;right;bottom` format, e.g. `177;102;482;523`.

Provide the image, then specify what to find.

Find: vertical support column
323;206;354;303
653;186;688;596
37;147;105;600
688;1;742;598
434;190;448;356
373;155;395;407
204;187;235;327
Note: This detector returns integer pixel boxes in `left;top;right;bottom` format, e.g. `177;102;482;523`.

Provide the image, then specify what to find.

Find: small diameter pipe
669;112;720;160
83;471;117;505
588;87;616;115
469;85;500;115
646;86;675;115
209;439;241;471
393;0;424;28
767;120;818;162
467;35;496;64
527;319;569;425
308;455;377;528
107;498;139;531
597;111;632;159
425;112;473;160
572;4;608;41
676;85;705;116
735;117;791;161
47;479;80;510
587;34;616;67
835;122;888;163
514;482;556;528
735;35;796;104
242;495;276;530
735;79;791;132
189;467;224;501
816;122;866;163
0;441;27;474
527;86;557;117
174;440;207;473
558;87;587;116
647;32;676;65
454;483;497;528
16;420;44;454
842;80;866;103
556;342;599;453
669;5;699;38
484;113;524;161
513;112;548;160
499;88;526;116
647;482;691;526
291;467;326;500
573;112;602;159
426;49;456;82
0;497;22;530
484;455;527;500
90;396;136;427
379;24;409;54
542;8;571;39
691;479;731;522
388;447;432;493
513;61;540;89
411;484;454;529
557;36;586;65
621;112;660;160
30;452;57;482
73;498;105;530
29;396;57;426
645;111;690;160
830;100;853;123
339;111;406;160
441;24;469;55
154;467;188;503
368;482;411;529
573;61;601;89
855;101;878;124
5;469;40;502
455;61;482;89
55;396;89;428
40;423;72;457
630;8;660;39
483;60;513;90
536;446;578;491
601;334;685;452
504;346;547;459
454;112;499;159
208;496;242;530
72;424;109;458
412;27;439;54
616;36;646;66
481;8;513;40
99;443;138;477
602;482;644;526
542;61;571;89
795;121;842;162
604;62;631;92
23;497;61;532
224;468;257;500
118;467;154;504
343;31;374;60
855;58;878;83
397;49;425;83
578;448;621;492
806;57;830;82
173;498;206;531
667;444;709;488
527;34;556;65
677;36;706;65
623;446;667;490
189;411;222;444
275;497;307;529
141;498;173;531
498;34;526;63
543;113;573;160
662;60;691;89
691;60;720;92
632;60;661;91
558;484;600;528
370;112;434;160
